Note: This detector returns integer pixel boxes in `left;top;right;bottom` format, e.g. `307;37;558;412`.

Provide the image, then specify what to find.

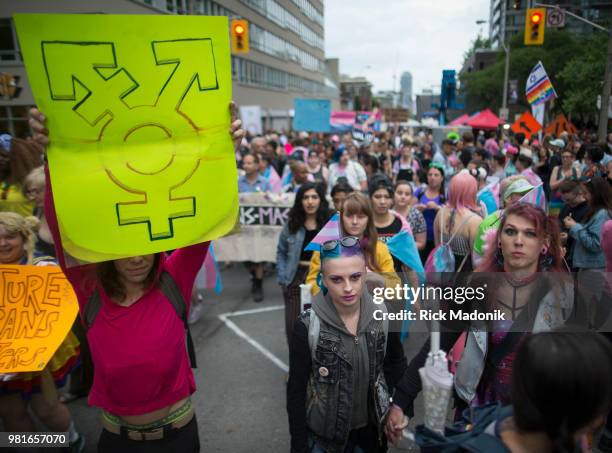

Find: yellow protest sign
0;265;78;373
14;14;238;263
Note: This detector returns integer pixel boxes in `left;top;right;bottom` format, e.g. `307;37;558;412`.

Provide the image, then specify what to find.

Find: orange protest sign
0;265;78;373
545;113;577;136
511;111;542;138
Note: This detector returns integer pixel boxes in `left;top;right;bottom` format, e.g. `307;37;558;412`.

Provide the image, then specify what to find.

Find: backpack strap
84;289;103;330
444;210;475;246
158;272;197;369
308;309;320;363
83;272;197;369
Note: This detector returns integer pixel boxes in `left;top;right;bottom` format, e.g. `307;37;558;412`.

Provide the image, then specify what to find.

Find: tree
459;29;606;121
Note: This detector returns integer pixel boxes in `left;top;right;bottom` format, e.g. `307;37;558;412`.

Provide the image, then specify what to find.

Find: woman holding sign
0;211;84;451
30;105;244;452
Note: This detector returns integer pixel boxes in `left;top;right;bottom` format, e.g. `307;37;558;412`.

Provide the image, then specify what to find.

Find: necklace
504;272;538;288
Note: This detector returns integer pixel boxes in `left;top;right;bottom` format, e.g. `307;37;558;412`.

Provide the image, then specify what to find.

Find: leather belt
101;407;194;441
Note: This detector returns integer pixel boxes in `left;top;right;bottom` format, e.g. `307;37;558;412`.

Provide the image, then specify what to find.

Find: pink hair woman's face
499;214;547;272
0;226;24;265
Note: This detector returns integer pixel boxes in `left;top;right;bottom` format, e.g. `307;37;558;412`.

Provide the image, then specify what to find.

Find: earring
495;247;505;267
539;251;553;271
541;246;548;255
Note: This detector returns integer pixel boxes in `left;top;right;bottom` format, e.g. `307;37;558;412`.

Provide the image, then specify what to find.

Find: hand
415;204;426;212
426;201;439;210
29;107;49;150
384;404;409;446
229;101;244;151
563;216;577;229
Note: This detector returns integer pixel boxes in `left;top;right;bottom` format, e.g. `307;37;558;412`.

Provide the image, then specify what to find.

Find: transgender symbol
42;39;219;240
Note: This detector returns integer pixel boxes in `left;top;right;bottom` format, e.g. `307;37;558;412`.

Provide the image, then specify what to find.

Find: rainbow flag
526;61;557;106
304;212;341;251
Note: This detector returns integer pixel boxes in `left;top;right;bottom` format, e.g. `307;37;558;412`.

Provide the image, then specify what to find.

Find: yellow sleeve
306;251;321;295
376;242;401;289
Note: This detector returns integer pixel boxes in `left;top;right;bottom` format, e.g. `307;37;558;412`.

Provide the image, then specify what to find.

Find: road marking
218;305;288;372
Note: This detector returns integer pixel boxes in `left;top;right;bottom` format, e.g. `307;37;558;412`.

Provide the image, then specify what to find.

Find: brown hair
96;254;161;302
5;138;44;186
340;192;381;272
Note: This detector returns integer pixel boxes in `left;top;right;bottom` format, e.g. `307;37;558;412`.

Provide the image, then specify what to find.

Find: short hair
243;152;259;164
331;181;354;197
585;143;605;163
517;154;533;168
23;166;45;192
493;154;506;166
368;174;393;197
558;179;580;194
462;131;474;143
459;150;472;168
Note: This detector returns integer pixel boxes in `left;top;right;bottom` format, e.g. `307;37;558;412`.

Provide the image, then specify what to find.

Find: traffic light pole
534;2;610;139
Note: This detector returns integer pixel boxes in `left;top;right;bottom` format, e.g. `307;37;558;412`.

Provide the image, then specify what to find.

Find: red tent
449;114;469;126
465;108;503;130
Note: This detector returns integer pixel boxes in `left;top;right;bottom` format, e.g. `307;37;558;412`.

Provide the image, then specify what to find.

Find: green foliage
459;29;607;119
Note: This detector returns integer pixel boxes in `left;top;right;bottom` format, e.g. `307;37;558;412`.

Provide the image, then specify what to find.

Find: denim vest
298;309;388;453
276;224;306;286
454;280;573;404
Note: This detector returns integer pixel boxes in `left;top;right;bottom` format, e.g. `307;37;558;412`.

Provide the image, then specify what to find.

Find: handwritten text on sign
0;265;78;373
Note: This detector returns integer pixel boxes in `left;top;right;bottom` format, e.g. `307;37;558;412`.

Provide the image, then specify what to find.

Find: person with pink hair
432;170;483;272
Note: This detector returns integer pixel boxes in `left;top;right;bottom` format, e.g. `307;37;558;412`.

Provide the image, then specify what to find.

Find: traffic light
524;8;545;45
231;19;249;54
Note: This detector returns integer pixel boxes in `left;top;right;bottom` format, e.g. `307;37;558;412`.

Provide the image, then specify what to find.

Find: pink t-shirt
44;167;208;416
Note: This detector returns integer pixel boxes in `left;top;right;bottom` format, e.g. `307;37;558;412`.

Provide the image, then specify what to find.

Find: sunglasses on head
321;236;360;252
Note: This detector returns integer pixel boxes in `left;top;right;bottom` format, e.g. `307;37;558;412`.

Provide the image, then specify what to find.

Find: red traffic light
530;12;542;24
233;24;245;35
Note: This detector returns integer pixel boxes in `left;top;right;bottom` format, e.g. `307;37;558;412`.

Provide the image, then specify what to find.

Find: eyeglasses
321;236;360;252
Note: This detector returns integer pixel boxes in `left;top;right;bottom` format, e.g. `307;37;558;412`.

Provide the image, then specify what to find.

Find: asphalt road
8;264;428;452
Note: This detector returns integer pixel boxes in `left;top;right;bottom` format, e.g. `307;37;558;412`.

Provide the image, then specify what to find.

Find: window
0;106;31;138
0;19;19;61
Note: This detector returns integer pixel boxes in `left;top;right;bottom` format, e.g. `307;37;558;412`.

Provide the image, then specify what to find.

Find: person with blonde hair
23;165;56;257
0;211;84;451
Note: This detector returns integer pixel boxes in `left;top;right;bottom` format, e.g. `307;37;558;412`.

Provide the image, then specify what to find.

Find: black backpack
84;271;197;368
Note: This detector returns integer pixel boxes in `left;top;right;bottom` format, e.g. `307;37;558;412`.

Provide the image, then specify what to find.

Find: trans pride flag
304;212;341;251
526;61;557;106
519;183;547;213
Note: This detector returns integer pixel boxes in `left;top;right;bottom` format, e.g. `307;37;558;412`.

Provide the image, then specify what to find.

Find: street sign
382;107;409;123
511;111;542;138
547;8;565;27
499;108;509;122
545;113;577;136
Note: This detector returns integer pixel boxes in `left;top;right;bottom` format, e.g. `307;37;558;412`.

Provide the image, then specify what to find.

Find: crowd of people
0;105;612;453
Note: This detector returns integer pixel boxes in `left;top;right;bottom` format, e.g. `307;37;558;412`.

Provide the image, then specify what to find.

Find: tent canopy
449;113;469;126
465;108;503;130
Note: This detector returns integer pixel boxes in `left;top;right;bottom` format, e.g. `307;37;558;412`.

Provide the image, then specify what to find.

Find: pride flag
526;61;557;106
519;183;547;213
304;212;341;251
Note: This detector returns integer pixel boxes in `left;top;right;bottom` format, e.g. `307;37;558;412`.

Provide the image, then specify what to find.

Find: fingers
229;101;238;122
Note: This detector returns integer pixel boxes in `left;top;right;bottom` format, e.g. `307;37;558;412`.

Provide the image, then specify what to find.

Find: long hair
0;212;40;265
5;138;44;186
476;203;565;272
512;331;612;453
287;182;330;234
96;254;161;302
341;192;381;272
583;176;612;222
447;170;478;212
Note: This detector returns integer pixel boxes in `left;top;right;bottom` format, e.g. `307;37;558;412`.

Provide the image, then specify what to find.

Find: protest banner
293;99;331;132
239;105;263;135
0;265;78;373
214;192;294;262
382;108;409;123
15;14;237;264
